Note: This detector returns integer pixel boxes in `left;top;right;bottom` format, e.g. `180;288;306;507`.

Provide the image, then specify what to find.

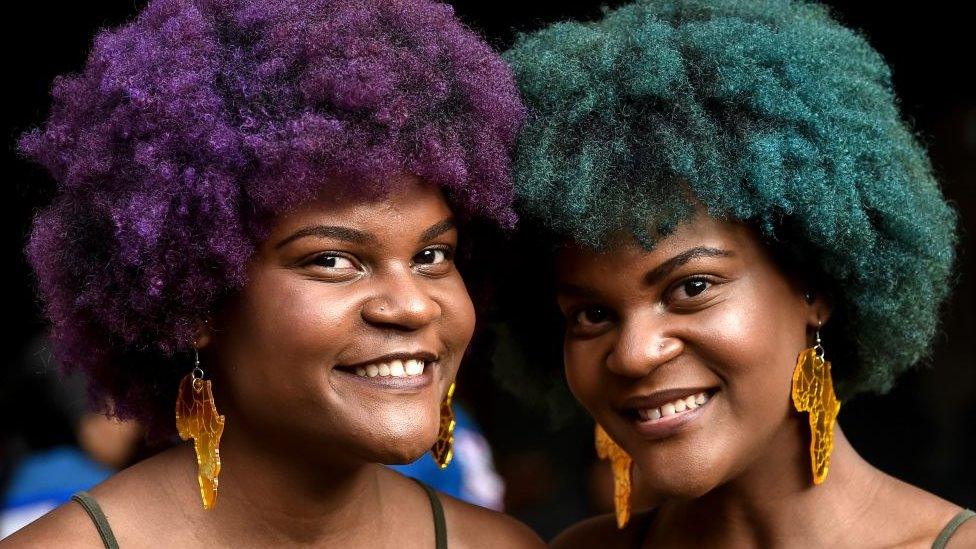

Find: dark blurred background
3;1;973;541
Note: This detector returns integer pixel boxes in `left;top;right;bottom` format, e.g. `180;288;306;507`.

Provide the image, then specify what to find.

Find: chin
373;440;434;465
638;467;722;501
365;427;438;465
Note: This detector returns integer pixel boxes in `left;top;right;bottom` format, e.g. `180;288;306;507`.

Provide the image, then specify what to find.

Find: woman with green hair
504;0;972;546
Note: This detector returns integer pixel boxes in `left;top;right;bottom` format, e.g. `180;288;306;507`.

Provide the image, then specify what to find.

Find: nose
361;271;441;330
605;315;683;378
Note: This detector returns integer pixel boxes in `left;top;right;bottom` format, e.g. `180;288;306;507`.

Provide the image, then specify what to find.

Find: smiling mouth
340;358;429;378
634;390;714;422
333;353;438;387
619;387;719;439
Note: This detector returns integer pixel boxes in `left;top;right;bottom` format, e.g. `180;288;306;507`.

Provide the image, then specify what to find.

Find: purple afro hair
20;0;524;436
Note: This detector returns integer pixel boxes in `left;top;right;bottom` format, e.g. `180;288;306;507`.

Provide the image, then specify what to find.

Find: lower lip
628;391;716;440
333;362;436;392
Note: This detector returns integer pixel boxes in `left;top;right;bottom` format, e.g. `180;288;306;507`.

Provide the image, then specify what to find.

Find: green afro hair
504;0;957;397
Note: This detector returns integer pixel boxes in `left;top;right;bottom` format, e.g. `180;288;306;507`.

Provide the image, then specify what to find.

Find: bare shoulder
1;495;104;548
550;511;653;549
872;472;971;547
438;492;544;549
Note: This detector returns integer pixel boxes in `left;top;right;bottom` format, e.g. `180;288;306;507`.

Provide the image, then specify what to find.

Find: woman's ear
194;317;214;349
804;291;833;328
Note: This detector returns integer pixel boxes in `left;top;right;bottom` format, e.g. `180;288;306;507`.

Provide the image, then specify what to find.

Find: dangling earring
595;423;632;529
791;322;841;485
431;382;456;468
175;347;226;509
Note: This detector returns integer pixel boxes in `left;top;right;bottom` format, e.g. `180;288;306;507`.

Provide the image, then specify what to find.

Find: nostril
361;295;440;331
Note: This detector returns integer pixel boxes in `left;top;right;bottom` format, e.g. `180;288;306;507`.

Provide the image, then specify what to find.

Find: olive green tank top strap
71;484;448;549
71;491;119;549
413;478;448;549
932;509;975;549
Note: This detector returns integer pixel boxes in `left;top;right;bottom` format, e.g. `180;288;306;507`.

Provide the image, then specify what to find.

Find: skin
5;176;542;548
550;212;973;549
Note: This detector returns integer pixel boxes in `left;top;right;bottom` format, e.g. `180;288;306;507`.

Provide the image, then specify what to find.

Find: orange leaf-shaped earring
791;324;841;485
431;382;456;469
175;348;226;509
595;423;633;528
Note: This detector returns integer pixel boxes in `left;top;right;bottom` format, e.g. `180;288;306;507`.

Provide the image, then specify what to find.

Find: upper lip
618;386;717;411
338;351;438;370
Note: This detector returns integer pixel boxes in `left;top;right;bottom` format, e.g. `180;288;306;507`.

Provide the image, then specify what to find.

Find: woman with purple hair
8;0;541;547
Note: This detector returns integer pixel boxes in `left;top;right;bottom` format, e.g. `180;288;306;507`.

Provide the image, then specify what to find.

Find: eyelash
413;245;455;266
305;246;456;271
564;275;721;332
308;252;359;270
570;306;613;327
664;275;718;305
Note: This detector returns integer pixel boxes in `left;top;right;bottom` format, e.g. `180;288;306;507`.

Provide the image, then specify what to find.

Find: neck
169;420;384;545
659;422;885;547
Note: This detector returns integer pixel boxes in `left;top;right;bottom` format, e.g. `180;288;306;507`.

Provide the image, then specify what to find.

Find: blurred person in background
2;332;143;538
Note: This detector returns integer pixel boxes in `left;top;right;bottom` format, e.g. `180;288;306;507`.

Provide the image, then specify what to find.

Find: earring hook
813;320;824;360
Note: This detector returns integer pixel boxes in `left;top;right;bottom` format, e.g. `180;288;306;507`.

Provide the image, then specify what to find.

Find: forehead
556;213;759;282
266;175;453;242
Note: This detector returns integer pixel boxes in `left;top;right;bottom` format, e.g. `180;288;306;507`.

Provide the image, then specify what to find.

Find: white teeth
405;359;424;376
352;358;428;379
638;392;712;422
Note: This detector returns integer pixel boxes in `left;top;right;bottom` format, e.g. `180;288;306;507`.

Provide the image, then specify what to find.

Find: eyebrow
556;246;732;296
644;246;732;286
275;225;378;249
419;218;456;242
274;217;456;250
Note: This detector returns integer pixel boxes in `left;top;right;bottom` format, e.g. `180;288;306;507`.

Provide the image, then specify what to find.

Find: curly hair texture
20;0;525;435
505;0;957;397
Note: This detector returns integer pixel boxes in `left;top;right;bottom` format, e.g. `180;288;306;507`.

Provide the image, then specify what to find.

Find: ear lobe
805;293;833;328
194;318;213;349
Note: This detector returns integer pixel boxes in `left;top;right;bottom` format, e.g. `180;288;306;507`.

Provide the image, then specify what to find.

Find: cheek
243;277;357;365
692;283;808;431
214;271;362;417
563;338;607;415
438;277;476;364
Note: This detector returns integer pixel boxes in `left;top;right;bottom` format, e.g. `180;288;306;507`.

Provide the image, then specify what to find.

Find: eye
562;305;616;337
571;306;613;328
412;246;454;273
668;277;713;303
414;248;447;264
311;254;356;269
